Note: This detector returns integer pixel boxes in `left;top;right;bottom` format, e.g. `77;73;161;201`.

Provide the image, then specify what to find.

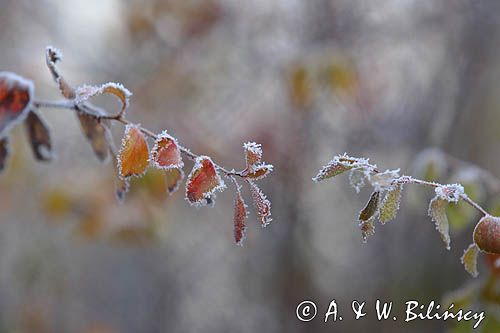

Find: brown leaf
165;168;184;195
0;72;33;136
24;110;53;161
151;132;183;170
117;125;150;178
185;156;225;206
473;215;500;254
359;191;380;222
248;181;272;227
45;46;75;99
233;186;248;245
77;112;111;162
0;136;9;172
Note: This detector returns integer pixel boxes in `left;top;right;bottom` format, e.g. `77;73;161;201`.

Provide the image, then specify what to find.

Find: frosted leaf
0;136;9;172
473;215;500;254
428;196;451;250
24;110;53;161
0;72;34;136
358;191;380;222
75;83;132;115
243;142;262;171
243;163;273;180
111;149;130;203
369;169;400;192
165;168;184;195
359;219;375;243
435;184;464;203
76;111;112;162
461;243;479;277
379;184;403;224
45;46;75;99
348;169;366;193
313;153;369;182
233;185;248;246
248;180;272;227
117;124;150;178
185;156;225;207
150;131;184;170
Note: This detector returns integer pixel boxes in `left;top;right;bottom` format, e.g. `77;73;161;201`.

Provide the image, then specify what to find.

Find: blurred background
0;0;500;332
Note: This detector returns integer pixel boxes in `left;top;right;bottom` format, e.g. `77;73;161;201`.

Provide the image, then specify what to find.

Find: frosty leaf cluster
0;47;274;245
313;153;500;277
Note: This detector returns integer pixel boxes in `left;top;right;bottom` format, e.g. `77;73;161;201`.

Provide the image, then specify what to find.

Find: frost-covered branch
313;153;500;277
0;46;274;245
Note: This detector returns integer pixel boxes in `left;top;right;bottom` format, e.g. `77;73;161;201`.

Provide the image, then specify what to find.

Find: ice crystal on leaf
369;169;400;192
75;83;132;114
349;169;366;193
185;156;225;207
313;153;370;182
435;184;464;203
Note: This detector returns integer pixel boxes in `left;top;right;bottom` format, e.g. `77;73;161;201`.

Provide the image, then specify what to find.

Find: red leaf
117;124;150;178
248;181;272;227
0;136;9;172
24;110;53;161
233;186;248;245
243;164;273;180
0;72;33;136
151;132;183;170
243;142;262;171
165;168;184;195
185;156;225;206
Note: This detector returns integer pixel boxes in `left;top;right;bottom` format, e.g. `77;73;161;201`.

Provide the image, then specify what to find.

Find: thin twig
32;98;245;178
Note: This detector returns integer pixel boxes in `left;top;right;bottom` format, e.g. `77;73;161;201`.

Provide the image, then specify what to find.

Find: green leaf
460;243;479;277
428;196;451;250
379;185;403;224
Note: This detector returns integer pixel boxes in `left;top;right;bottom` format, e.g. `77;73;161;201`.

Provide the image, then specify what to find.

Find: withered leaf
359;191;380;222
76;111;111;162
461;243;479;278
24;110;53;161
0;136;9;172
248;181;272;227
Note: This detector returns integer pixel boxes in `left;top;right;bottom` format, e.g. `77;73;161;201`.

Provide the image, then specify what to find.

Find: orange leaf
233;186;248;245
0;136;9;172
165;168;184;195
75;83;132;115
151;131;183;170
0;72;33;136
117;124;150;178
185;156;225;206
24;110;53;161
248;181;272;227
